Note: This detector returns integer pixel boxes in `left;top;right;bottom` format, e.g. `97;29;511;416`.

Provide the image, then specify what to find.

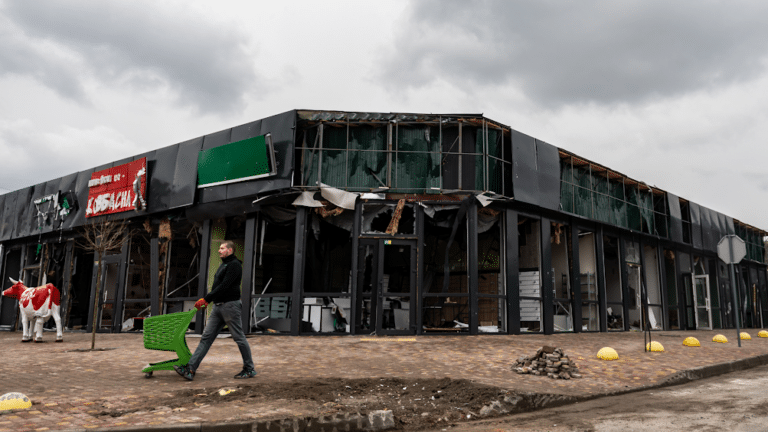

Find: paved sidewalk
0;328;766;431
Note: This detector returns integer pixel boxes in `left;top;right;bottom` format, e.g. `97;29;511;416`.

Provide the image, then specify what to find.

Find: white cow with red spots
2;278;63;343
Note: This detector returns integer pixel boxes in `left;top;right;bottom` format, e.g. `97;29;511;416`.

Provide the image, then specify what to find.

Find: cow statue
2;278;63;343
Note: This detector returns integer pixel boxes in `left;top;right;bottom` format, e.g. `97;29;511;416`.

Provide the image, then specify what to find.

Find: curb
72;410;395;432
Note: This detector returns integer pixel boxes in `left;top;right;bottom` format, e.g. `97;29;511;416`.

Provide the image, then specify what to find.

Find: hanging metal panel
511;130;538;205
536;140;561;211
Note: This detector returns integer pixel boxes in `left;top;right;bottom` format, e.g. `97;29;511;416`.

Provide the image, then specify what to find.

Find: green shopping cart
141;309;197;378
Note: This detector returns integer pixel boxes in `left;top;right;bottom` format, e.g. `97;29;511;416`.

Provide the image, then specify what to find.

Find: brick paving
0;328;767;431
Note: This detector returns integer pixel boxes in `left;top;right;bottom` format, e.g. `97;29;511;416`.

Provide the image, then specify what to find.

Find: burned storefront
0;109;766;336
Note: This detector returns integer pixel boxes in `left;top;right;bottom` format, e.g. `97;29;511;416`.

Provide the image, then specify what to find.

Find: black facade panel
64;169;95;230
709;209;721;250
198;186;227;204
12;186;35;239
715;212;728;241
511;130;538;206
112;157;134;168
0;193;9;241
2;190;20;240
667;192;683;243
689;202;703;250
201;128;233;151
700;206;713;252
230;119;263;143
535;140;561;211
262;110;296;181
56;173;79;197
147;144;180;213
725;215;735;236
169;137;202;209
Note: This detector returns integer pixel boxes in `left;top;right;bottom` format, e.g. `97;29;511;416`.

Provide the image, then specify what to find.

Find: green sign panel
197;134;275;188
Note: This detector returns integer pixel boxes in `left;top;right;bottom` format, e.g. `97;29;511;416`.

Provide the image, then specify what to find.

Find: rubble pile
512;346;582;379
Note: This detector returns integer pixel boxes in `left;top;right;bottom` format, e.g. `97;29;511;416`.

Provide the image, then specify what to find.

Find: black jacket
203;254;242;304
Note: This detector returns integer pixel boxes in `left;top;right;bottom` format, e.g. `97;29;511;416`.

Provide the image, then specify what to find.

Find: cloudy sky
2;0;768;230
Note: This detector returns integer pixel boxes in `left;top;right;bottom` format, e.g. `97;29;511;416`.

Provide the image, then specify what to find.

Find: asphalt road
432;363;768;432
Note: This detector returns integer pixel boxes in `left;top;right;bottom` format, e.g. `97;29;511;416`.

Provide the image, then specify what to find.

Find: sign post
717;235;747;347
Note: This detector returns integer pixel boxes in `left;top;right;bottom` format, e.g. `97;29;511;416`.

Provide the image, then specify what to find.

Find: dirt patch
94;377;514;430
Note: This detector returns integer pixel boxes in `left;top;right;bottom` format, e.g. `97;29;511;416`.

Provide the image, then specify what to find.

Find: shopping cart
141;309;197;378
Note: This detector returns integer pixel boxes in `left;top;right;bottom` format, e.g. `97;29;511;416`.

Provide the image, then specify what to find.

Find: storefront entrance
356;238;416;335
693;274;712;330
91;255;125;332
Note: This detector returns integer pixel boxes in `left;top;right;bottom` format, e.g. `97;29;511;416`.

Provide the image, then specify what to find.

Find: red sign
86;158;147;217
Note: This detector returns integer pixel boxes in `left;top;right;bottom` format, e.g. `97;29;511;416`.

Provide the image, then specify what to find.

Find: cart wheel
144;372;153;378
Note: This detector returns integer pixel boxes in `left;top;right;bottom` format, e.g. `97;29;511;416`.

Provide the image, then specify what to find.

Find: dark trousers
188;300;254;371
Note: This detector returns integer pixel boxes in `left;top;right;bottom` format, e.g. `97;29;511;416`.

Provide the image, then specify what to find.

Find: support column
290;207;308;336
505;210;520;334
194;220;211;334
570;223;582;333
541;218;554;335
467;199;479;334
241;217;257;333
595;227;607;333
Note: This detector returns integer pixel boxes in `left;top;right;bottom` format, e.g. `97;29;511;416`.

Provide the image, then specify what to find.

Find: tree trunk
91;253;103;350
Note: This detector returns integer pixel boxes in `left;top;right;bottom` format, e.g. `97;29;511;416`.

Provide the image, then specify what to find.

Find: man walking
174;240;257;381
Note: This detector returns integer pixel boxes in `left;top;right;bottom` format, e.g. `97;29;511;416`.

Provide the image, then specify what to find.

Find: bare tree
78;217;128;350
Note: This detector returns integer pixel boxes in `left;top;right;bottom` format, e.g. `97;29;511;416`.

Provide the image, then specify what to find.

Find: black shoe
234;368;257;379
173;364;195;381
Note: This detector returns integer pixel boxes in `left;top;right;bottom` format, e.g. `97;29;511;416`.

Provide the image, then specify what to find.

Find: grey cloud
1;1;261;115
379;0;768;106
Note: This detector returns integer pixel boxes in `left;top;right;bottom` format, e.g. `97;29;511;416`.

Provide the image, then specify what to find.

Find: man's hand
194;298;208;310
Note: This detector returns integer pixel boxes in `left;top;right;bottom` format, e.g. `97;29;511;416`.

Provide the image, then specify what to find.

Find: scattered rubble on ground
513;346;582;379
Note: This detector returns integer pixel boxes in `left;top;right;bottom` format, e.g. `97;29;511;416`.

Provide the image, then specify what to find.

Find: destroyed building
0;109;766;336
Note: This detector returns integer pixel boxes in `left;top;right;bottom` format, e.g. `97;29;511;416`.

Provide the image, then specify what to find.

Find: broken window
122;227;152;329
518;218;542;333
394;125;441;192
664;249;679;330
579;231;599;331
603;235;623;331
643;244;663;330
560;154;665;236
423;208;469;333
302;213;352;334
478;209;506;333
251;211;295;334
361;202;415;235
551;222;573;332
680;200;692;244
